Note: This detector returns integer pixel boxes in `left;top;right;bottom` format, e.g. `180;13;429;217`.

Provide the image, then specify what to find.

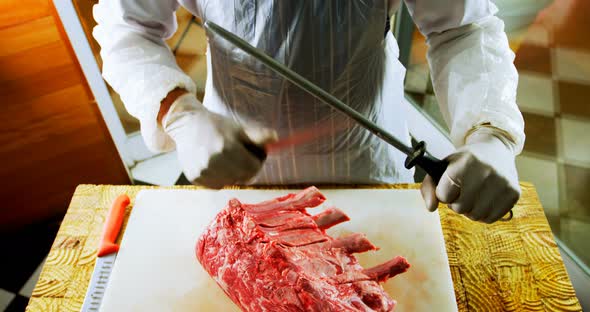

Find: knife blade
205;21;513;221
244;117;344;160
265;122;343;153
81;194;130;312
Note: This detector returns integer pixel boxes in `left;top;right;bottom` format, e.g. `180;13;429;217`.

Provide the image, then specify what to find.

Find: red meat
196;186;410;312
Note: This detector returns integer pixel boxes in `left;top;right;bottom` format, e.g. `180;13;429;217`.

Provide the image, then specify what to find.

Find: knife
205;21;513;221
81;194;130;312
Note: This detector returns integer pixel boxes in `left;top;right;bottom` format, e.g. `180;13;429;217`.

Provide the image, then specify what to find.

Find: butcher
93;0;525;224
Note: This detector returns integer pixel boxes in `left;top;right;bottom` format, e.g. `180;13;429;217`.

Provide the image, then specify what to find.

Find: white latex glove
163;94;277;188
420;129;521;223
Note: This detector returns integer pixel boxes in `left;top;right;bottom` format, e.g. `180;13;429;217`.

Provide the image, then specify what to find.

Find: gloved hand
163;93;277;188
420;129;521;223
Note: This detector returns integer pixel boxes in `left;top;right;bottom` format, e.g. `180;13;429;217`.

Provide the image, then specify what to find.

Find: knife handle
97;194;130;257
413;153;449;185
243;141;268;161
404;141;448;184
406;141;513;222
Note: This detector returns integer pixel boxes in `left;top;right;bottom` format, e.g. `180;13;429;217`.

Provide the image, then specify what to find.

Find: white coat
93;0;524;184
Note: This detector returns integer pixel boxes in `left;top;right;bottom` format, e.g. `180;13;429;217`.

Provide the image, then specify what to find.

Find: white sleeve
93;0;198;153
403;0;525;154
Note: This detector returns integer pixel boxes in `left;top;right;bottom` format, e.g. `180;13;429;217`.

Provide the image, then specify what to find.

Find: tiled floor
515;155;560;215
554;47;590;83
561;118;590;164
405;0;590;268
516;71;555;115
0;218;61;311
522;112;558;157
559;80;590;117
0;290;14;312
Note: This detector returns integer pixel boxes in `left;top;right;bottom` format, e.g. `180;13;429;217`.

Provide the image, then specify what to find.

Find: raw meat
196;187;410;312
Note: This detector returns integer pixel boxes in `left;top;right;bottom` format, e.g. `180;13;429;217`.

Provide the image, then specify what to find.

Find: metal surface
204;21;414;157
81;253;117;312
556;237;590;310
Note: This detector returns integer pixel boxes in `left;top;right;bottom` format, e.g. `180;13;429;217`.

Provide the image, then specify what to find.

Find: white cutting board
100;189;457;312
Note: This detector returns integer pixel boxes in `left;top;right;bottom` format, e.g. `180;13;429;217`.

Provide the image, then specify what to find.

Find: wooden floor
0;1;129;231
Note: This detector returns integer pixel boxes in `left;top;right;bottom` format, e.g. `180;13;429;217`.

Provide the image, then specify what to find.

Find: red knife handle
97;194;130;257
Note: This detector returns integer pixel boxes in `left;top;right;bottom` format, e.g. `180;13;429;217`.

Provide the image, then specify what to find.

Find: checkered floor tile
1;217;60;311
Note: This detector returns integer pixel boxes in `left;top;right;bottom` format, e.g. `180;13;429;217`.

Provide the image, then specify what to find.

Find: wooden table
26;183;582;311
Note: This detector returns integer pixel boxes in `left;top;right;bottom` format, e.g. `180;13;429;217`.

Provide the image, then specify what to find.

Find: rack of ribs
196;186;410;311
